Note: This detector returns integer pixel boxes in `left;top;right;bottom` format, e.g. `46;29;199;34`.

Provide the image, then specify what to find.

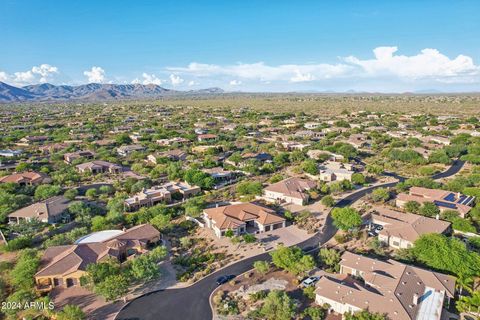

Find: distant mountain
0;82;225;103
0;82;40;102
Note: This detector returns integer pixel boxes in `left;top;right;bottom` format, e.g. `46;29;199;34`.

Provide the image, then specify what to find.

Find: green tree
419;202;440;217
331;207;362;231
183;196;205;217
115;133;132;145
64;188;78;201
318;248;341;271
321;195;335;207
412;233;480;278
301;159;318;175
56;305;86;320
10;249;40;290
150;214;172;231
34;184;62;200
85;188;98;200
456;291;480;314
236;181;263;196
270;245;315;276
259;290;296;320
370;188;390;203
344;310;388;320
94;274;129;301
351;173;366;185
302;306;325;320
404;201;420;213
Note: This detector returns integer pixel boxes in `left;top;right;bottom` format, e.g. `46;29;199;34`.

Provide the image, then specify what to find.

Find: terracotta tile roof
264;177;316;200
35;224;160;278
204;202;285;230
0;171;47;184
370;207;451;243
8;196;69;220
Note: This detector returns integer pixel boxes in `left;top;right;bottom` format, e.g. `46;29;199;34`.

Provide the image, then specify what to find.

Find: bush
253;260;270;275
321;195;335;207
419;202;440;217
5;236;32;251
370;188;390;203
243;233;256;243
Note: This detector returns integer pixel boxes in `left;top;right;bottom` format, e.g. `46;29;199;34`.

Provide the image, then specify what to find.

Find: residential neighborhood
1;1;480;320
1;99;479;320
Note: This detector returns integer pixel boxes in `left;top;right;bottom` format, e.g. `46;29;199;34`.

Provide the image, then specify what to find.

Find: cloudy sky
1;0;479;92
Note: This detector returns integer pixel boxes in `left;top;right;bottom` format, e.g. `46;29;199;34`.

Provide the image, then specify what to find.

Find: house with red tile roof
368;207;451;249
202;202;286;238
0;171;50;186
262;177;317;205
34;224;160;292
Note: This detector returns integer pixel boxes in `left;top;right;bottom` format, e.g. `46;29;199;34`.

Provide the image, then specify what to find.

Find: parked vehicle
300;276;320;287
216;275;236;285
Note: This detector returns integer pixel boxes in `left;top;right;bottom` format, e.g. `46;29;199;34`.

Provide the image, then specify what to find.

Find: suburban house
0;149;23;157
317;161;354;182
315;252;456;320
368;207;451;249
76;160;123;174
17;135;50;146
421;135;450;146
396;186;475;218
156;137;190;146
202;167;240;189
304;122;321;129
117;144;146;156
0;171;50;185
263;177;317;205
202;202;286;238
8;196;70;224
294;130;324;140
34;224;161;292
307;150;344;161
280;141;310;151
124;181;201;211
197;133;218;142
147;149;188;164
347;133;370;149
64;150;95;164
225;152;273;167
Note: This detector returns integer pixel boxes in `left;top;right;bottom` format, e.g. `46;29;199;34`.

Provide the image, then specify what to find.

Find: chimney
435;214;440;220
413;293;419;305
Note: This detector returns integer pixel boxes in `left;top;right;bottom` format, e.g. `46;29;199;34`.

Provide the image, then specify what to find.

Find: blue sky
1;0;479;92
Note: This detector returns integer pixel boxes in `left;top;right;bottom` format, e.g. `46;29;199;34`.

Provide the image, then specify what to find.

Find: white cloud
167;47;480;85
1;64;60;85
83;66;106;83
169;74;184;86
168;62;349;82
229;79;242;86
132;73;164;85
344;46;480;82
188;80;198;86
290;71;315;82
0;71;8;82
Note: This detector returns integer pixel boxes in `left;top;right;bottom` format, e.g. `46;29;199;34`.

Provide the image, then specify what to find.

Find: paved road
116;160;465;320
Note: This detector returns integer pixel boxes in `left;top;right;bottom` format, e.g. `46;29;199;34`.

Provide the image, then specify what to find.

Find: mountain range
0;82;224;103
